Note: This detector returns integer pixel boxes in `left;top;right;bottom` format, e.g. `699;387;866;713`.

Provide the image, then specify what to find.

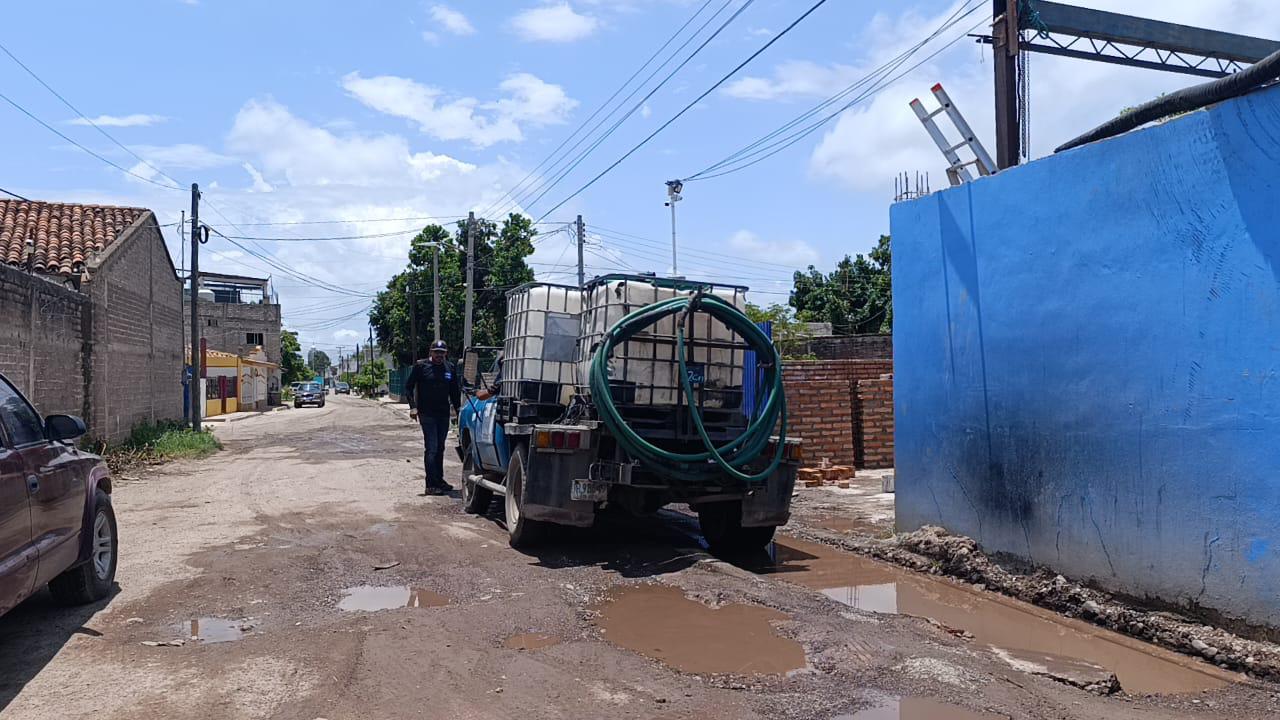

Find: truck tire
698;501;776;555
504;445;545;548
460;438;493;514
49;489;117;605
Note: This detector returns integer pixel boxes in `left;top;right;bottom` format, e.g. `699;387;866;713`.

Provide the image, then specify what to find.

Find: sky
2;0;1278;358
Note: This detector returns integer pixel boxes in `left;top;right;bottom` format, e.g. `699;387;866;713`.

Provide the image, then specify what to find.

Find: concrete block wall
0;264;88;419
86;216;184;443
185;299;282;364
807;334;893;361
890;84;1280;628
854;375;894;469
783;359;892;467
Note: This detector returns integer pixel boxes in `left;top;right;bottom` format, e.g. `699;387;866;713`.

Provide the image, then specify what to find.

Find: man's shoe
435;481;456;492
423;486;445;496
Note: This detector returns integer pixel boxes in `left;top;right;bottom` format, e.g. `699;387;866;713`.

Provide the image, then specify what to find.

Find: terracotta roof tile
0;199;147;277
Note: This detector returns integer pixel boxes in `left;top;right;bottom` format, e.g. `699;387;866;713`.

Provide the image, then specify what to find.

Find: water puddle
504;632;562;651
835;696;1005;719
595;584;806;675
337;585;449;612
181;617;249;644
751;538;1237;694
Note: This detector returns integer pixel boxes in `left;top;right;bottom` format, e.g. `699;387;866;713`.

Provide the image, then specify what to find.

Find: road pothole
594;584;806;675
337;586;449;612
749;537;1236;694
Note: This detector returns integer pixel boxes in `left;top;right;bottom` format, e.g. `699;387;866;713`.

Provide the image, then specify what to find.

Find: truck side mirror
463;350;480;386
46;414;87;442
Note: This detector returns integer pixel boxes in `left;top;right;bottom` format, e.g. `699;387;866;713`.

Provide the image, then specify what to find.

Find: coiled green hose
588;292;787;484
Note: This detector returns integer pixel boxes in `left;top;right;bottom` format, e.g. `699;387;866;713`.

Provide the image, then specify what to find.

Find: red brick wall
854;375;894;469
783;360;892;467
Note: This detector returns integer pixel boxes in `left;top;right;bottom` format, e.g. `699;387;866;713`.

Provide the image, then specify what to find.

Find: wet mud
836;695;1006;719
751;538;1238;695
503;632;562;651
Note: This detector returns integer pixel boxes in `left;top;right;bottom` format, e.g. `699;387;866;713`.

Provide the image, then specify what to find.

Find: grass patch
102;420;222;472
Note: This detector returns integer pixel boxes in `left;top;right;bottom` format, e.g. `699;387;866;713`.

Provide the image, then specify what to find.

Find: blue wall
890;85;1280;627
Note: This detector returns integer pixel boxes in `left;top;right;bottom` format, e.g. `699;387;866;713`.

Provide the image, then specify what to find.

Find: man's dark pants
419;412;450;489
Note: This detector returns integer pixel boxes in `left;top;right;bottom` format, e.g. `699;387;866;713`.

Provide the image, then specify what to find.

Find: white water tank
577;275;747;407
502;283;582;406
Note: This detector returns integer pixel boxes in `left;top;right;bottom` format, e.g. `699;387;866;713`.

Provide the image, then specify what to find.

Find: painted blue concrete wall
890;85;1280;627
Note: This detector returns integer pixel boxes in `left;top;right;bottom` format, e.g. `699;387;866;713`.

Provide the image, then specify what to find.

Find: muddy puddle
504;632;561;651
836;696;1005;719
181;617;249;644
595;584;806;675
337;585;449;612
752;538;1237;694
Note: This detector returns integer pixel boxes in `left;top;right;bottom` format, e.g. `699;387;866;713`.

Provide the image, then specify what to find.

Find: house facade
183;272;282;365
0;199;184;443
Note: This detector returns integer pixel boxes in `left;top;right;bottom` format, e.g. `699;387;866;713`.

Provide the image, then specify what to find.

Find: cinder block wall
184;299;282;365
891;84;1280;628
783;359;892;467
86;217;184;443
0;264;89;419
854;375;894;469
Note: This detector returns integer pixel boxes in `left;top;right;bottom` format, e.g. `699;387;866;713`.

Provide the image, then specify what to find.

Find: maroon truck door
0;388;38;614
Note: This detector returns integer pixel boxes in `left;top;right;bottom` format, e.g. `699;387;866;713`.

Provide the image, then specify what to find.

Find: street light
664;179;683;276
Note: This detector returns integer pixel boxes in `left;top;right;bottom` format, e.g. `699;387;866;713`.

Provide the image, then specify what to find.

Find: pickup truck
456;280;801;553
0;372;118;617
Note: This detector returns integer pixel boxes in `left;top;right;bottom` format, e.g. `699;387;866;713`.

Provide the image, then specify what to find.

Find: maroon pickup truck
0;372;117;617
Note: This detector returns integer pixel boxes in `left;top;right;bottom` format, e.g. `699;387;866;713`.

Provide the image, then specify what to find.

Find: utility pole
992;0;1020;169
575;214;586;287
432;242;441;342
665;180;683;276
409;287;418;363
368;324;374;364
189;184;201;432
462;211;475;351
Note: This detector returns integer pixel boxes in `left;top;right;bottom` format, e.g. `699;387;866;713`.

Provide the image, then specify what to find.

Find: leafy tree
745;302;815;358
280;330;309;384
370;214;537;365
790;235;891;335
306;348;331;376
352;359;387;397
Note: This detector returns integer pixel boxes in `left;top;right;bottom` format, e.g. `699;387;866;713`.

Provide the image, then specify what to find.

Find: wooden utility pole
462;211;475;351
576;214;586;287
189;184;201;432
409;288;418;363
992;0;1021;169
432;242;441;342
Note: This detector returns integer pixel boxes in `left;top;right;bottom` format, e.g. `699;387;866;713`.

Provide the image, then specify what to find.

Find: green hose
588;292;787;485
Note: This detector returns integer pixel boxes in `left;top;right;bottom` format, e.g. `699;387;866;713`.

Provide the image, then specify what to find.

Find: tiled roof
0;199;148;277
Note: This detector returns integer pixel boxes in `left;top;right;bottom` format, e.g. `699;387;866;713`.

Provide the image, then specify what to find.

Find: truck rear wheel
698;501;776;555
504;445;545;548
460;438;493;514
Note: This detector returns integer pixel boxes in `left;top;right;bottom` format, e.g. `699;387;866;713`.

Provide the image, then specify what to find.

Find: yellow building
188;346;281;418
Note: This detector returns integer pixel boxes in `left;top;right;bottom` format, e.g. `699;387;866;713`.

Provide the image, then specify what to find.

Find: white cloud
132;143;232;168
429;5;475;36
510;2;599;43
242;162;274;192
723;60;861;102
422;31;440;44
334;329;362;342
341;72;575;147
726;229;818;268
640;103;652;119
70;113;167;128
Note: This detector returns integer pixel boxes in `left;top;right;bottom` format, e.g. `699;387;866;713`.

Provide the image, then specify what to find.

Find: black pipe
1055;46;1280;154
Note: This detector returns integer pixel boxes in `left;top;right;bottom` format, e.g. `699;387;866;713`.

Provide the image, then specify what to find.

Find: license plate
571;479;608;502
685;363;705;386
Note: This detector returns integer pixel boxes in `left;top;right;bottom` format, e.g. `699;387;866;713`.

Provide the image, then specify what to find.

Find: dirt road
0;396;1275;719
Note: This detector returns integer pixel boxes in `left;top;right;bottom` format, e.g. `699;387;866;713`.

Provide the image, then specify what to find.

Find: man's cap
430;340;447;351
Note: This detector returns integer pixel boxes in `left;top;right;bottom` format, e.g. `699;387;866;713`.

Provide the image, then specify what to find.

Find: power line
205;214;466;227
479;0;720;219
685;3;986;181
0;185;30;201
0;89;185;191
522;0;761;218
535;0;832;221
0;40;188;191
216;228;426;243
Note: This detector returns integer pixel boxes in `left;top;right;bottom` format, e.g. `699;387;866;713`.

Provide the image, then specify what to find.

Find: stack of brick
798;463;856;488
854;374;894;469
783;359;893;469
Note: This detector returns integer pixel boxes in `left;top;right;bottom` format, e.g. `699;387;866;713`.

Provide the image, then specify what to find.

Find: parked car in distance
1;372;117;617
294;382;326;408
334;382;351;395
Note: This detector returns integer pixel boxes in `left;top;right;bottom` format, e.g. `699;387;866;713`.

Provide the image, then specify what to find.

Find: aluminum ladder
910;84;996;186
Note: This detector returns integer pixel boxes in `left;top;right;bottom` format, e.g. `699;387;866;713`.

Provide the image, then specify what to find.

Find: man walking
404;340;461;495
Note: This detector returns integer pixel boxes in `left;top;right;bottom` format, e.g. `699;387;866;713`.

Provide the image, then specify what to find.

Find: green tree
280;330;309;384
745;302;814;358
790;235;891;335
370;214;537;365
306;348;331;376
352;359;387;396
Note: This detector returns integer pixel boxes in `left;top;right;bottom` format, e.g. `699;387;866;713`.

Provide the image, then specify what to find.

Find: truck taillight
535;429;585;450
535;430;552;448
551;431;566;449
566;431;581;449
